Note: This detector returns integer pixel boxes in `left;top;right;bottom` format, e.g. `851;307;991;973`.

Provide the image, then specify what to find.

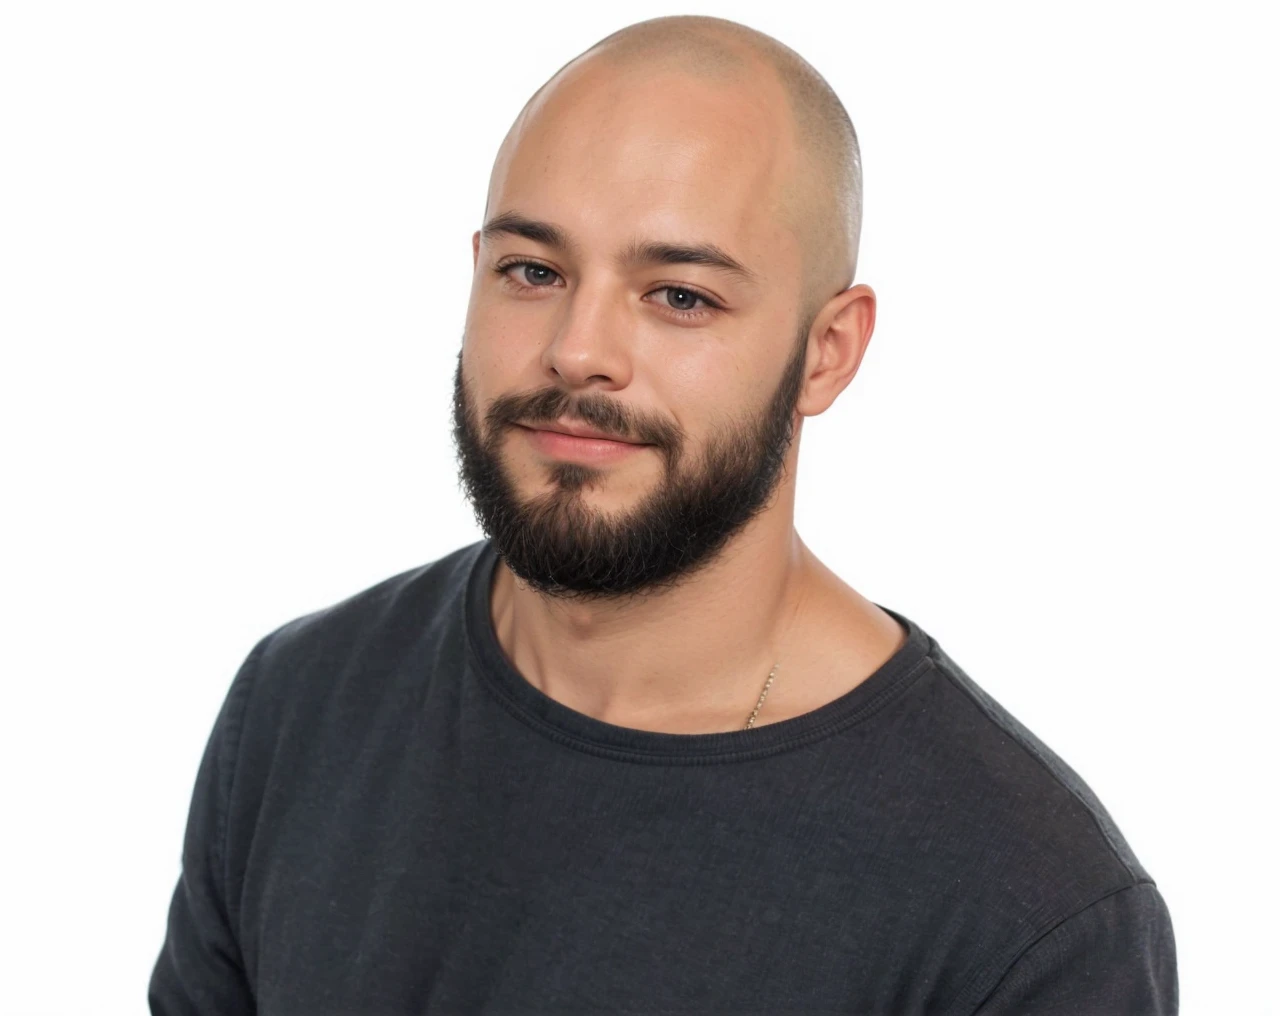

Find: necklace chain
743;662;779;730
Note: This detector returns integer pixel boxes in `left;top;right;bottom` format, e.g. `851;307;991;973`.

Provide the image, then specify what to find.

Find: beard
451;318;811;602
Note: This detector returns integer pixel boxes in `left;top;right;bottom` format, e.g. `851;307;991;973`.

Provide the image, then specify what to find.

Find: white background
2;2;1276;1013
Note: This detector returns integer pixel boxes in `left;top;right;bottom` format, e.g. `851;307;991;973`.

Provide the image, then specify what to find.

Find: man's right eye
493;260;562;288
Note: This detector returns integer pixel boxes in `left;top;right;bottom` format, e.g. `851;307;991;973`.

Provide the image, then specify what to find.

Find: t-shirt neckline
463;538;935;765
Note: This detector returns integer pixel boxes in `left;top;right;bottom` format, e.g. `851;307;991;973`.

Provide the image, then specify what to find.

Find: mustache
487;386;680;450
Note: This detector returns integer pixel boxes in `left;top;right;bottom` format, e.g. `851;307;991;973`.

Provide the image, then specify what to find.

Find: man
150;14;1178;1015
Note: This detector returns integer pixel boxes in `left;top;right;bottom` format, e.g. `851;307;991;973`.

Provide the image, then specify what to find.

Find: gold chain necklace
743;662;779;729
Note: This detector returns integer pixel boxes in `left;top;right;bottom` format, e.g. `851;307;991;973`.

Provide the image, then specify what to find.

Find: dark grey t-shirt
149;538;1178;1015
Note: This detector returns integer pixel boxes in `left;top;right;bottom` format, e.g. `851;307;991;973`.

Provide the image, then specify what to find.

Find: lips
515;421;653;463
521;420;645;445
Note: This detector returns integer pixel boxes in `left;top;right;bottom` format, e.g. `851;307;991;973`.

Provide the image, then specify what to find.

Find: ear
795;284;877;417
472;230;481;271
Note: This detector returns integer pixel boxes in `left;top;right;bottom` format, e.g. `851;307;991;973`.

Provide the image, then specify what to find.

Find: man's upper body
149;537;1177;1015
151;15;1177;1015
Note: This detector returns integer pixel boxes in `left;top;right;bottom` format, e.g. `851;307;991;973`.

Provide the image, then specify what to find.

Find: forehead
485;61;803;285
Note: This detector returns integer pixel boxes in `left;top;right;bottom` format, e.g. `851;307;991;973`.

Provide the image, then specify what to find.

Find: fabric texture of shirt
149;538;1178;1015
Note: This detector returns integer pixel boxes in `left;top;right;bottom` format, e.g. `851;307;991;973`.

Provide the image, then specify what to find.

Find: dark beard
451;320;810;602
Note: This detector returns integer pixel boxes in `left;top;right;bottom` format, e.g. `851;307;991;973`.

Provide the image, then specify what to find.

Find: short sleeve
148;638;269;1016
972;881;1179;1015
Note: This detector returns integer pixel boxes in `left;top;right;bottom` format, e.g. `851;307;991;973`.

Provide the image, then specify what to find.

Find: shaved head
491;15;862;324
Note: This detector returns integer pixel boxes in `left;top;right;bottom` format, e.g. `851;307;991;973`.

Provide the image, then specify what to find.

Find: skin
459;45;906;734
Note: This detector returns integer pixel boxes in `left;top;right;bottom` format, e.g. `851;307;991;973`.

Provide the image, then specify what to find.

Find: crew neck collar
463;538;936;765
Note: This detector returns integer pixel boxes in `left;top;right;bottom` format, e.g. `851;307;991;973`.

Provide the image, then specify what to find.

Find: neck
494;514;814;726
489;512;829;733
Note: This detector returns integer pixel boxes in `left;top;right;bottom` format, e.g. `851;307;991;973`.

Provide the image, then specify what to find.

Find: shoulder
923;638;1153;886
210;539;489;835
885;632;1175;1009
969;880;1178;1014
233;539;487;735
260;539;481;672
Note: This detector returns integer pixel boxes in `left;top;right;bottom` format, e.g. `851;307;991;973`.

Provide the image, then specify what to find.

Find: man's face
452;58;810;600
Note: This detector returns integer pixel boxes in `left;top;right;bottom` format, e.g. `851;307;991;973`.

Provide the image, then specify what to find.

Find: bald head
493;15;862;325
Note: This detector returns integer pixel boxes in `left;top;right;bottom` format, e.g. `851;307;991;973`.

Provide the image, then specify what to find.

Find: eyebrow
480;210;759;287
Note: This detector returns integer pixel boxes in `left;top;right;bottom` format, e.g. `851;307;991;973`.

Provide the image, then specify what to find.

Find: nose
540;273;635;391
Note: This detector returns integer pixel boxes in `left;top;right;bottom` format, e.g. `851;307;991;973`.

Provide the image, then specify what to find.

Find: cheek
652;343;760;427
466;280;539;346
462;325;532;397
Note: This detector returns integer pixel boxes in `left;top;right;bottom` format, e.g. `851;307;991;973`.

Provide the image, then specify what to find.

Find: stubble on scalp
499;14;863;323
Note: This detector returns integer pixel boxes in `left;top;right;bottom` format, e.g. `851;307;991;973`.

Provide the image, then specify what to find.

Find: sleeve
148;638;270;1016
971;881;1179;1015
